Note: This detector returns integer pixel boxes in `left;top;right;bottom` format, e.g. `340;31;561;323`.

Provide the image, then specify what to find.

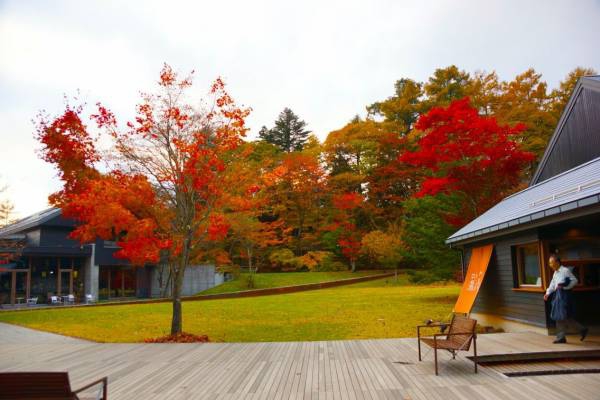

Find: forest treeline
33;64;596;333
223;65;596;282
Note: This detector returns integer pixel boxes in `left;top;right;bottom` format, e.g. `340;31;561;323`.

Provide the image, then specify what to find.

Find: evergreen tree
259;108;311;152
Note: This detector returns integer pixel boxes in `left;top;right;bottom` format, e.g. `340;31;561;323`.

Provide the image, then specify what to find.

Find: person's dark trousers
556;318;586;341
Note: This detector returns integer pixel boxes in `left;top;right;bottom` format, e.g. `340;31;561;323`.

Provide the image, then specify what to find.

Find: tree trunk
170;237;190;335
351;259;356;273
170;266;184;335
247;246;253;270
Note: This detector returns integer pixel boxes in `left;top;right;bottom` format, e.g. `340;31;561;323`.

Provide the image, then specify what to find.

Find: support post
434;336;438;375
473;334;478;374
417;327;422;361
57;258;61;296
10;271;16;305
83;243;99;300
26;258;31;300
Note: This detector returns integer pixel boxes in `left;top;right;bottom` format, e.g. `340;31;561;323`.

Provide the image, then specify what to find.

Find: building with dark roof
447;76;600;333
0;208;222;305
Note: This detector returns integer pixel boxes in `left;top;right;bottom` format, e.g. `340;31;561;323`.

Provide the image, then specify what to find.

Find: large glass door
0;270;11;304
0;270;29;305
14;271;28;304
112;268;136;297
58;270;73;296
99;266;137;299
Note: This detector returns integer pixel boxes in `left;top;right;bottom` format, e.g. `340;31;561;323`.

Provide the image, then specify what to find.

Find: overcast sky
1;0;600;219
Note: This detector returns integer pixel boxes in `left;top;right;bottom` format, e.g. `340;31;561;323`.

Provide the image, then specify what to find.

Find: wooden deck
1;324;599;399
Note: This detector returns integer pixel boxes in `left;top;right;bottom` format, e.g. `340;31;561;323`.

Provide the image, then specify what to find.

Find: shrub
268;248;299;271
361;230;403;269
296;251;333;271
316;256;347;272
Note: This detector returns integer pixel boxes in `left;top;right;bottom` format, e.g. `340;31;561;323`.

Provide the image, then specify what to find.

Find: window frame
513;241;543;289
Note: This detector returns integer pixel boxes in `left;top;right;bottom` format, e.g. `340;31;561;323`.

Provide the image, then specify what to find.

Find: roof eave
446;197;600;246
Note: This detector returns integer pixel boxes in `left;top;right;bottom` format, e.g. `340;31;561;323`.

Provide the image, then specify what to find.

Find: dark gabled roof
0;208;61;237
447;156;600;245
531;75;600;184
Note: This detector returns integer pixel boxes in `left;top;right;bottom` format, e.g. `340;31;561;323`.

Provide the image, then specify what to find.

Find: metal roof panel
448;157;600;243
0;208;61;237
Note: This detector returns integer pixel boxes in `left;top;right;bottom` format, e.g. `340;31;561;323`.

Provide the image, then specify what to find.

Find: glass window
515;243;541;287
30;257;59;302
551;238;600;260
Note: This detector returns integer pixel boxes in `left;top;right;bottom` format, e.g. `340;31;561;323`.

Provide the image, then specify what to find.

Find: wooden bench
0;372;107;400
417;314;478;375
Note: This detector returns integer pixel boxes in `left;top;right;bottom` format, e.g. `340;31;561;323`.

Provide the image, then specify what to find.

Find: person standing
544;254;588;344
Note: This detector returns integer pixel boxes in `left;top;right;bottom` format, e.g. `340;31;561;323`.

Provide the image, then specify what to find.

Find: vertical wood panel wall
467;229;548;327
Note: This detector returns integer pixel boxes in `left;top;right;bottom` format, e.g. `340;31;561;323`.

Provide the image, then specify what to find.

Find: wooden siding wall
467;230;548;327
535;87;600;183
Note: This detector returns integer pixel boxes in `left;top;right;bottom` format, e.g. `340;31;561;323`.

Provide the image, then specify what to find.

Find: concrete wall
83;243;99;300
150;264;222;297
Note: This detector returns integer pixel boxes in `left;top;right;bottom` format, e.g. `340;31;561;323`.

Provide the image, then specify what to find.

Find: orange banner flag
454;244;494;314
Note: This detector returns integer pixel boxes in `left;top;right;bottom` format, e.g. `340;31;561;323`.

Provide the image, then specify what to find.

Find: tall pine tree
259;108;310;152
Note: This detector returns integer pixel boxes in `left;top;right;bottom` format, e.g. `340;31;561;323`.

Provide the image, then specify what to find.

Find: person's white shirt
546;265;578;296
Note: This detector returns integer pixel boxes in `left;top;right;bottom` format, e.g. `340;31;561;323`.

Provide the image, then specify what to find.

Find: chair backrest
0;372;75;399
447;314;477;350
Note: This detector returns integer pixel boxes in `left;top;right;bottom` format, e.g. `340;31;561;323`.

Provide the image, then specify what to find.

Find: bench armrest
416;322;448;329
433;332;476;338
74;376;107;400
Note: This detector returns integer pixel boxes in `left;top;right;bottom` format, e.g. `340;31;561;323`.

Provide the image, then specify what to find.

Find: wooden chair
416;314;478;375
0;372;108;400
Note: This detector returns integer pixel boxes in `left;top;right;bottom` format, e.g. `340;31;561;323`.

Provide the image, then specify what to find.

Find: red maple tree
399;97;534;226
36;64;251;334
329;192;364;272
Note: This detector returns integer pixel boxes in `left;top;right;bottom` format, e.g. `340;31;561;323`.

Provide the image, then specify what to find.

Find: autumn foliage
36;64;251;334
35;63;591;297
400;97;534;226
328;192;364;272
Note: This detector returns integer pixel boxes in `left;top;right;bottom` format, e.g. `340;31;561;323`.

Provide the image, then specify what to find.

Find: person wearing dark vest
543;254;588;344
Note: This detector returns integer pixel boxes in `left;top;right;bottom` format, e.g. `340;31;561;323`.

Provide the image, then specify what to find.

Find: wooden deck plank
1;327;600;399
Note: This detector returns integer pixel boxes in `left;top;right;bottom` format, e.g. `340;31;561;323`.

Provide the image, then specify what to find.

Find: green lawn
0;278;459;343
199;270;384;295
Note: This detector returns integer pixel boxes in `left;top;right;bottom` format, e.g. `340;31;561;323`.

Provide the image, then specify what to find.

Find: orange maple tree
222;144;285;270
265;152;327;255
36;64;251;334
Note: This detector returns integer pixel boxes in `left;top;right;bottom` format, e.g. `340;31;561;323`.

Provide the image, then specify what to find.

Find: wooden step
468;349;600;365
